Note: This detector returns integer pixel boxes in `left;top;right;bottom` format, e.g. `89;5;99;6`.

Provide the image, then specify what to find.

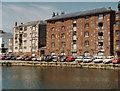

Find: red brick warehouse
46;7;120;56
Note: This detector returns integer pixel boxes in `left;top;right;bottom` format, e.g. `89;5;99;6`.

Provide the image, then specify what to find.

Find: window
15;41;18;43
116;13;119;19
33;26;35;30
32;40;35;44
32;33;35;37
116;21;120;27
15;34;18;39
85;41;89;46
24;46;27;49
98;23;103;30
85;32;89;37
51;34;55;39
98;42;103;49
85;16;89;20
116;40;120;46
62;26;65;30
24;40;27;42
61;42;65;47
51;42;55;47
24;33;27;37
73;25;77;31
98;14;103;21
84;51;90;56
85;24;89;29
73;43;77;49
1;44;4;47
73;19;77;23
61;33;65;38
51;27;55;32
116;30;120;36
15;47;18;49
73;34;77;40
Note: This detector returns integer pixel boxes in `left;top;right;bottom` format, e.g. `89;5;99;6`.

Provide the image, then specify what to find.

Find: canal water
2;66;119;89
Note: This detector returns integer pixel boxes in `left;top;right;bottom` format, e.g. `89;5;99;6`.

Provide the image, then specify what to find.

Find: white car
93;57;103;63
75;56;83;63
103;56;113;64
52;56;58;62
32;57;37;61
83;57;92;63
16;56;23;60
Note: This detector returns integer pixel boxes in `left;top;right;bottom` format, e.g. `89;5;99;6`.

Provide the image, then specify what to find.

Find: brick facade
46;7;117;56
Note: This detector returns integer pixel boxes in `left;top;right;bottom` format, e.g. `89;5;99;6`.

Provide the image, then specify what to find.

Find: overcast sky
1;1;119;34
1;0;119;2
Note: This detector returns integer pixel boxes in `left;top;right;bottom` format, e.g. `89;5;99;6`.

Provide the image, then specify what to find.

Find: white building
0;30;12;55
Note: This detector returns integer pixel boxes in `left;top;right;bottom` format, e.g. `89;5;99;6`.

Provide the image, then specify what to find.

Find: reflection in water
2;66;119;89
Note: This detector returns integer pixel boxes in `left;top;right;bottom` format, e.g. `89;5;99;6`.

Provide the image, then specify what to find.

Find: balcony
98;27;103;30
73;27;77;31
73;20;76;23
98;36;103;39
98;46;103;49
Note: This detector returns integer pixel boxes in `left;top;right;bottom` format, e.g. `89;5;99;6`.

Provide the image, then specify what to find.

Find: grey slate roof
15;20;46;28
46;7;115;21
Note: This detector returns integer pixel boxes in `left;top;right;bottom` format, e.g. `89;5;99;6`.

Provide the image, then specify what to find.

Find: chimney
21;22;23;25
15;22;17;26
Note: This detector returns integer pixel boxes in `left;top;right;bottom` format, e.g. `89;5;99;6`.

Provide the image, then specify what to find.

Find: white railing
98;36;103;39
73;27;77;31
73;20;76;23
98;27;103;30
98;46;103;49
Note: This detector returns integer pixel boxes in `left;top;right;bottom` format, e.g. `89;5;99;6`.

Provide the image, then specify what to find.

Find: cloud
2;3;60;33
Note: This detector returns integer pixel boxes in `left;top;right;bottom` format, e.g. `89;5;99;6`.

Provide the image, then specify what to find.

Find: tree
118;1;120;11
52;12;55;17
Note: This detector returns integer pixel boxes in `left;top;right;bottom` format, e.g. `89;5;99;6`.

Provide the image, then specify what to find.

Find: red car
25;56;32;61
0;55;8;60
112;58;120;64
66;56;75;62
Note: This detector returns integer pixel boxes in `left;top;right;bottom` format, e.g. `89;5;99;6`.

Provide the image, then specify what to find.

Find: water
2;66;119;89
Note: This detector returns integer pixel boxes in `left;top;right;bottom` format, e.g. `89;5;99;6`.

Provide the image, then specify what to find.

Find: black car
5;56;14;60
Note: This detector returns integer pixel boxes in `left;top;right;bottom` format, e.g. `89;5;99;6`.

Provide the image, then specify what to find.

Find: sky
0;1;119;34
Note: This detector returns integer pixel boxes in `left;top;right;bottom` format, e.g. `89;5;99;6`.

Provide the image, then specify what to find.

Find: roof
15;20;46;28
46;7;115;21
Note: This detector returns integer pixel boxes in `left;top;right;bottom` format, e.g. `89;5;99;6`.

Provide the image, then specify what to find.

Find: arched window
85;41;89;46
51;27;55;32
61;33;65;38
51;34;55;39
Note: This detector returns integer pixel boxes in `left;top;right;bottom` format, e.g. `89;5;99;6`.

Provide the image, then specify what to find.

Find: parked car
45;55;53;62
52;55;58;62
83;56;93;63
112;57;120;64
103;56;113;64
93;57;103;63
66;56;75;62
11;56;19;60
75;56;83;63
0;55;8;60
16;56;23;60
59;55;66;62
32;57;37;61
5;56;14;60
25;56;32;61
37;56;45;61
